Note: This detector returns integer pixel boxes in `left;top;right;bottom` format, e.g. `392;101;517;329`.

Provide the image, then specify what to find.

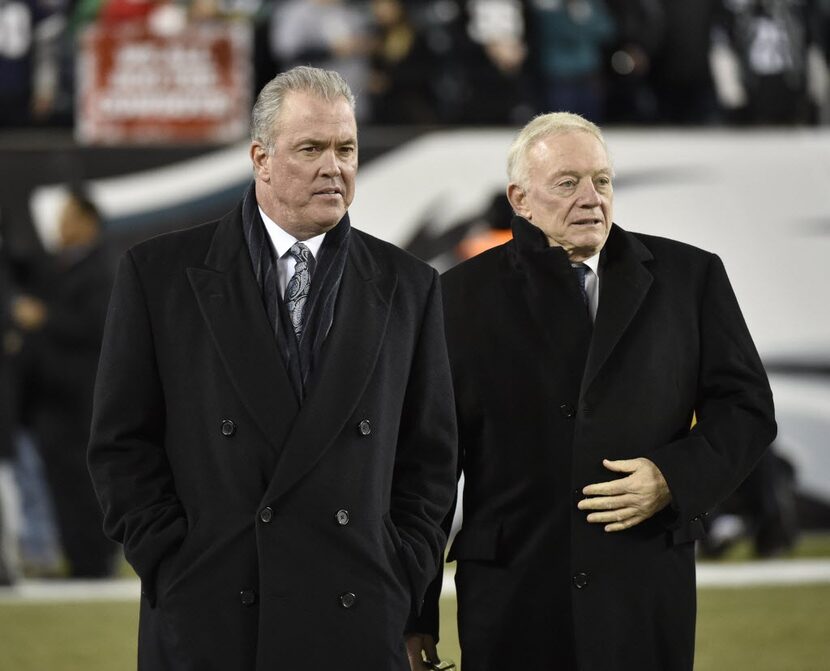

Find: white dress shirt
258;207;327;296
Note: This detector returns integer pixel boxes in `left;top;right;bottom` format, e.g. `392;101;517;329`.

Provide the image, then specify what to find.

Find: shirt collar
258;206;327;259
581;252;600;276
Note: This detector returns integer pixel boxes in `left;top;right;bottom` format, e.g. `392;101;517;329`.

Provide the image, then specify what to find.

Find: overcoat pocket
447;521;503;563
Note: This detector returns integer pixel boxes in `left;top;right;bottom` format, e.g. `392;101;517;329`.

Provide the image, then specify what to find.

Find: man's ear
507;183;530;220
250;142;270;182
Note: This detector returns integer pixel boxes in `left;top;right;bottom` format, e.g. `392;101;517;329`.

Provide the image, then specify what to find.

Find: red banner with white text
76;21;252;145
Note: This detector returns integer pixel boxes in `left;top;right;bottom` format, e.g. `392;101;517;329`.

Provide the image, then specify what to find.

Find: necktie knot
571;263;590;307
288;242;312;266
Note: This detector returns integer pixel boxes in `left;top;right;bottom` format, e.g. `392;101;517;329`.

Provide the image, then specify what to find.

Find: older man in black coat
409;112;776;670
88;66;457;670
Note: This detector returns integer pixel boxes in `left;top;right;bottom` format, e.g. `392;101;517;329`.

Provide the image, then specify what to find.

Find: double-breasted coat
424;218;775;670
88;199;457;670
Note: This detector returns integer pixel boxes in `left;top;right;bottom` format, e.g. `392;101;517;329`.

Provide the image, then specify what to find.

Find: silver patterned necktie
285;242;312;340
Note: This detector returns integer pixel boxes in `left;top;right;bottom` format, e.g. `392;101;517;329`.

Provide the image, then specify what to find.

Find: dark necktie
571;263;590;309
285;242;312;340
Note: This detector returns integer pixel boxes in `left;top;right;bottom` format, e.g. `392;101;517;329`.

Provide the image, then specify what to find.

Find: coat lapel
263;232;397;503
187;207;299;450
581;225;654;394
506;217;593;358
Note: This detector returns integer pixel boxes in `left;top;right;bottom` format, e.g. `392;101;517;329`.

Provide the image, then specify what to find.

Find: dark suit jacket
426;218;775;671
88;199;457;670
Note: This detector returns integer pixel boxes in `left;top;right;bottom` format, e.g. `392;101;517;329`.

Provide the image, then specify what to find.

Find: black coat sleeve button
221;419;237;436
559;403;576;418
357;419;372;436
335;509;350;526
339;592;357;608
572;572;589;589
260;507;273;523
240;590;257;606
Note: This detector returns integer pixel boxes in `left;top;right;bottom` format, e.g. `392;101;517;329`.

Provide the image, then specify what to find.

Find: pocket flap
671;517;706;545
447;522;502;562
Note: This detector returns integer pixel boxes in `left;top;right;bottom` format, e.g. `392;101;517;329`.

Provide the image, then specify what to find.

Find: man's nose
319;150;342;176
577;179;601;206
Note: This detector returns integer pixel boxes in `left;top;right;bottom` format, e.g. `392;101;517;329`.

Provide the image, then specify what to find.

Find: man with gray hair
88;66;457;670
409;112;775;670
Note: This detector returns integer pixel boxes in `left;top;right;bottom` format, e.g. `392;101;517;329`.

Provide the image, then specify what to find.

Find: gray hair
251;66;356;153
507;112;609;188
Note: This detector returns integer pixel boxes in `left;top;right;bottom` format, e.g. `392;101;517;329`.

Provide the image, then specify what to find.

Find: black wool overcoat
88;199;458;670
430;218;775;671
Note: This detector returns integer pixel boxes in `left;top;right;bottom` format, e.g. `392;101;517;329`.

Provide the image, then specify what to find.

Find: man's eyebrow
549;168;612;178
291;136;357;148
291;137;324;147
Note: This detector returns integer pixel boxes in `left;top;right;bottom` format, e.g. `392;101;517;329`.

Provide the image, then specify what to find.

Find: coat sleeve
392;268;458;616
87;250;186;602
649;253;777;529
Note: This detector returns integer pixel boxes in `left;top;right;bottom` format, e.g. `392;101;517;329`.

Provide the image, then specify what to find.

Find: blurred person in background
0;0;67;126
716;0;828;125
402;0;532;125
368;0;442;124
11;426;62;577
87;66;457;670
270;0;374;120
408;112;776;670
9;187;117;578
524;0;616;123
453;193;514;262
463;0;533;124
407;0;472;123
602;0;664;124
1;210;62;582
649;0;723;124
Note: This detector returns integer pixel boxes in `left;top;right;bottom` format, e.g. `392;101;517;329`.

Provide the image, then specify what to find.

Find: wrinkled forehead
531;128;607;155
276;91;356;130
528;130;612;173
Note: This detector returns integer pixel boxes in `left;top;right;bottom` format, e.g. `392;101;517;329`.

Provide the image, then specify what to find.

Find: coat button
339;592;357;608
559;403;576;418
240;590;257;606
260;507;273;523
357;419;372;436
572;572;589;589
335;509;350;526
220;419;236;436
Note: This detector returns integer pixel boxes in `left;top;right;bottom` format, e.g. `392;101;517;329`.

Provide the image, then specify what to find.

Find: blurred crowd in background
2;0;830;130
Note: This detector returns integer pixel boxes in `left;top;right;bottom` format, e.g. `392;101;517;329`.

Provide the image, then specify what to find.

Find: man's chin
309;214;346;234
572;232;608;256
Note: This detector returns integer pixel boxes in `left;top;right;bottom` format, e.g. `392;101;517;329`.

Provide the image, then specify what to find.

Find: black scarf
241;184;351;401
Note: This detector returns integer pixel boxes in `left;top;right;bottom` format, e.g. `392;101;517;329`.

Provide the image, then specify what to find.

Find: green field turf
0;601;138;671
